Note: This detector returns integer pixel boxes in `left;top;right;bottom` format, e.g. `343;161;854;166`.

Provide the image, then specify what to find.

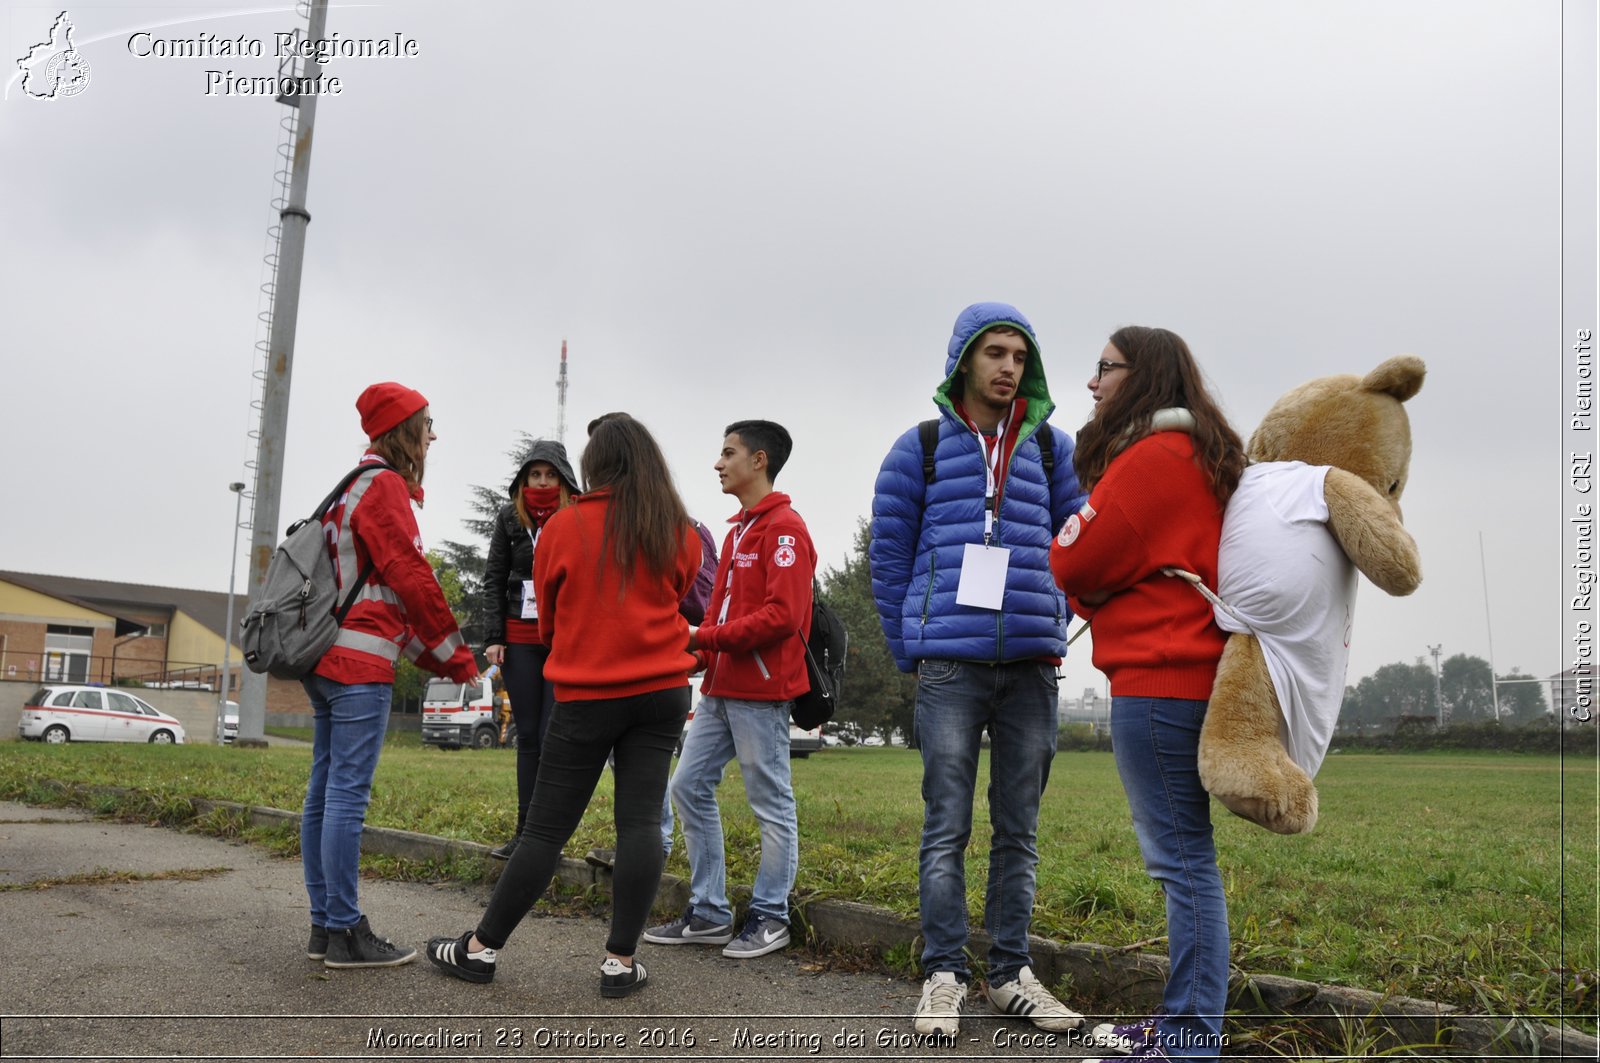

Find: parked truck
421;675;510;750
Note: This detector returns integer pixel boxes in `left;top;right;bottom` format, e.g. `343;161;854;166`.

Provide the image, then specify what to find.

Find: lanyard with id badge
520;527;542;620
955;416;1010;611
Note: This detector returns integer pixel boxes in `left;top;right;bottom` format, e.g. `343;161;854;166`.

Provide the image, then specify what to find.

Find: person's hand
686;626;699;652
485;644;505;666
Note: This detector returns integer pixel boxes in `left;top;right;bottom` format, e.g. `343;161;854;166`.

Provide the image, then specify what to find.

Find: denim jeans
1112;696;1229;1062
503;642;556;835
477;685;687;956
670;695;798;926
300;675;392;931
915;659;1058;984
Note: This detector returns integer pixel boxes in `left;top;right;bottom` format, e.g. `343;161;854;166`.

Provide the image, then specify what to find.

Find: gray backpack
240;465;379;679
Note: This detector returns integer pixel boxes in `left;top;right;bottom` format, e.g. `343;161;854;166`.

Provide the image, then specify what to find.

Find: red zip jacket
1048;432;1227;699
533;489;702;702
314;457;476;686
698;492;816;702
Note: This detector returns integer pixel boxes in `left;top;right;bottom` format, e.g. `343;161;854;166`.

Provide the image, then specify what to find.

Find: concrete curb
38;784;1600;1058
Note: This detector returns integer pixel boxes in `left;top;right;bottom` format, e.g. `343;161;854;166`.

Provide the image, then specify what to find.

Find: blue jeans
300;675;392;931
915;659;1058;984
1112;696;1229;1062
670;695;798;925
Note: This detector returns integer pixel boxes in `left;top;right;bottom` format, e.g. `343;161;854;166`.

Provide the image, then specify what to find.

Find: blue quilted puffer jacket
869;302;1087;672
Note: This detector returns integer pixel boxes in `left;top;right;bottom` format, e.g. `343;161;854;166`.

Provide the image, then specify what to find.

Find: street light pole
218;482;246;746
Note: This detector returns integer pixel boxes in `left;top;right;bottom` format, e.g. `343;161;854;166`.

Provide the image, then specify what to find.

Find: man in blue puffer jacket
870;302;1088;1038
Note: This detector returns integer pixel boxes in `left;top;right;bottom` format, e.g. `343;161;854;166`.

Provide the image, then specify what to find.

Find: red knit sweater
1049;432;1227;699
532;490;702;702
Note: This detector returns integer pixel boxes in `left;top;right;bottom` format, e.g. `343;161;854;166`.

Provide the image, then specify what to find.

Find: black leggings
475;685;688;957
502;642;556;834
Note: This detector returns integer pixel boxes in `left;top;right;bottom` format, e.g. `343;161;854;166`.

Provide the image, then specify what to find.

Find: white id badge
955;543;1010;610
520;580;537;620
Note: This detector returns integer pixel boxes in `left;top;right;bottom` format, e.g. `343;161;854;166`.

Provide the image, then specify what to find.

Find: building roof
0;570;237;641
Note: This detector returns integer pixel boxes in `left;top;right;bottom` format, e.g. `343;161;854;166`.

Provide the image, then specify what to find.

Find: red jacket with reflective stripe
311;458;477;686
697;492;816;702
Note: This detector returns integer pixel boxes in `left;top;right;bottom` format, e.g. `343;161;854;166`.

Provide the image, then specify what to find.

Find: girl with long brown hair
427;414;701;999
1051;327;1244;1062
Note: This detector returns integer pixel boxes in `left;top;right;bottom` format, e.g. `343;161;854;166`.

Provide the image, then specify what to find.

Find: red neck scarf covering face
521;486;562;528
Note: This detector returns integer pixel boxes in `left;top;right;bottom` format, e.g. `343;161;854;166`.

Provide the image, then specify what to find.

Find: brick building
0;570;311;717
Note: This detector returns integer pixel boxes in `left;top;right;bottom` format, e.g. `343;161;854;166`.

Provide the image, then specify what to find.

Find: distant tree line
1338;654;1550;732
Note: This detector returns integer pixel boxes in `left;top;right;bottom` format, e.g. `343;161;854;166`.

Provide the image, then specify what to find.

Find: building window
144;622;168;639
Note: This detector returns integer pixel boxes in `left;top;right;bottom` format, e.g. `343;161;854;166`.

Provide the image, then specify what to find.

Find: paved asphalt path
0;801;1094;1062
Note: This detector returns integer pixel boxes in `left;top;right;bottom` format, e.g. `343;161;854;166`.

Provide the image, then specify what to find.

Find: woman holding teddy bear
1050;326;1246;1063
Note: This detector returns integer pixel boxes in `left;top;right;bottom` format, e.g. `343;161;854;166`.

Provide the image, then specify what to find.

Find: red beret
356;382;428;441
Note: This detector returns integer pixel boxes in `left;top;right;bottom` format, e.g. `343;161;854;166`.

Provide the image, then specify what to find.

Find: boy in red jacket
644;421;815;959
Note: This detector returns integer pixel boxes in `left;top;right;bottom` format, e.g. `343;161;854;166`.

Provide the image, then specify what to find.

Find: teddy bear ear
1361;355;1426;402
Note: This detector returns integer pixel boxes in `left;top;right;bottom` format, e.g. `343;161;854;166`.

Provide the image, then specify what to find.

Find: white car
17;685;187;745
217;701;239;744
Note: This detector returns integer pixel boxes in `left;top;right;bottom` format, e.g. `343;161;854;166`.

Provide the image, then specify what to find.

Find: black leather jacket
482;503;538;646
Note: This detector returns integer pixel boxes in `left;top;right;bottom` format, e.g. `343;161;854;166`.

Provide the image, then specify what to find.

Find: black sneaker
489;837;519;860
323;916;417;968
426;931;497;983
307;925;328;960
600;956;647;998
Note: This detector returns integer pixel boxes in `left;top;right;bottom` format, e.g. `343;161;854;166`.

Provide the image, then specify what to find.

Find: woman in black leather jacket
482;439;580;859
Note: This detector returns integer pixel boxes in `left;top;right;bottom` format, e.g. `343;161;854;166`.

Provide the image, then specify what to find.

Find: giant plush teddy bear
1197;356;1425;835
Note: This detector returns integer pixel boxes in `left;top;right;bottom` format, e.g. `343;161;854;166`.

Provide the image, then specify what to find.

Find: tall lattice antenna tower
556;338;569;445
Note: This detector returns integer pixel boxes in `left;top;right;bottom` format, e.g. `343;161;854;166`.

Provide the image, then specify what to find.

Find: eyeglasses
1095;360;1131;381
425;418;435;431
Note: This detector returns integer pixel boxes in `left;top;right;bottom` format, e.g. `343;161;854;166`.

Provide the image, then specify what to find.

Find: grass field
1;738;1593;1028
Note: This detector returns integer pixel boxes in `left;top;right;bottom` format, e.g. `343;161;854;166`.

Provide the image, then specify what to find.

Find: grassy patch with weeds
0;740;1591;1029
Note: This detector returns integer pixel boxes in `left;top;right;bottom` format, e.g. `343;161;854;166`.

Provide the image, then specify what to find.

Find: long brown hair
580;414;691;587
369;408;430;501
1074;326;1245;504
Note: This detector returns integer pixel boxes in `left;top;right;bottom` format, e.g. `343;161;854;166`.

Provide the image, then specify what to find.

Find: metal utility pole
1479;531;1502;723
237;0;331;745
556;339;569;445
218;482;246;745
1428;644;1443;725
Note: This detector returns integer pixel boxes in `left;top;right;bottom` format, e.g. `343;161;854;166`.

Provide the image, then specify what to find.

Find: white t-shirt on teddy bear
1214;460;1357;779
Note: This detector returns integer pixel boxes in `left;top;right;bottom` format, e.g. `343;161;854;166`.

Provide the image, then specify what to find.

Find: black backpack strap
1037;424;1055;479
918;418;940;485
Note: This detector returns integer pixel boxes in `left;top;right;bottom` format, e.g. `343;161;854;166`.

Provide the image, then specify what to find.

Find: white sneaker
982;965;1084;1032
914;971;967;1036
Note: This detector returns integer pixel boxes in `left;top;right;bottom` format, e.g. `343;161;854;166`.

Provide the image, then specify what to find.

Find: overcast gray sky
2;0;1591;705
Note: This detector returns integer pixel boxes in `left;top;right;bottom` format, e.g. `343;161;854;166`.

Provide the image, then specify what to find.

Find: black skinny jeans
502;642;556;834
475;685;689;957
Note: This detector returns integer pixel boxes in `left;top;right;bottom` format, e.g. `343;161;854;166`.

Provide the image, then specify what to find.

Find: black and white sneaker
426;931;497;983
643;907;734;946
721;914;790;959
323;917;417;968
307;925;328;960
600;956;647;998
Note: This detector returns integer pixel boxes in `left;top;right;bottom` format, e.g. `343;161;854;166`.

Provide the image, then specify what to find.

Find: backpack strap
314;464;383;624
918;418;940;485
923;417;1055;482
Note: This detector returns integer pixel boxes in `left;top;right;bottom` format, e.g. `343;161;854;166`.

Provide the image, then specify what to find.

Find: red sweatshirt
1049;432;1227;699
533;489;702;702
698;492;816;702
314;458;477;686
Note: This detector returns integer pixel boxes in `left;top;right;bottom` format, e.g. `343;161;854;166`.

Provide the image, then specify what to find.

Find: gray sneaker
323;916;417;968
642;908;734;946
721;914;790;959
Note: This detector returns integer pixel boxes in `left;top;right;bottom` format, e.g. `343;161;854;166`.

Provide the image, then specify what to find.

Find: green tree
1497;669;1550;724
392;550;472;711
1441;653;1494;723
820;519;917;740
1343;660;1436;732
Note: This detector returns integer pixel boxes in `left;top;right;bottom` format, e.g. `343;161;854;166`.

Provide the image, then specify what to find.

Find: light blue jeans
300;675;392;931
670;695;798;926
915;659;1058;985
1112;695;1229;1062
